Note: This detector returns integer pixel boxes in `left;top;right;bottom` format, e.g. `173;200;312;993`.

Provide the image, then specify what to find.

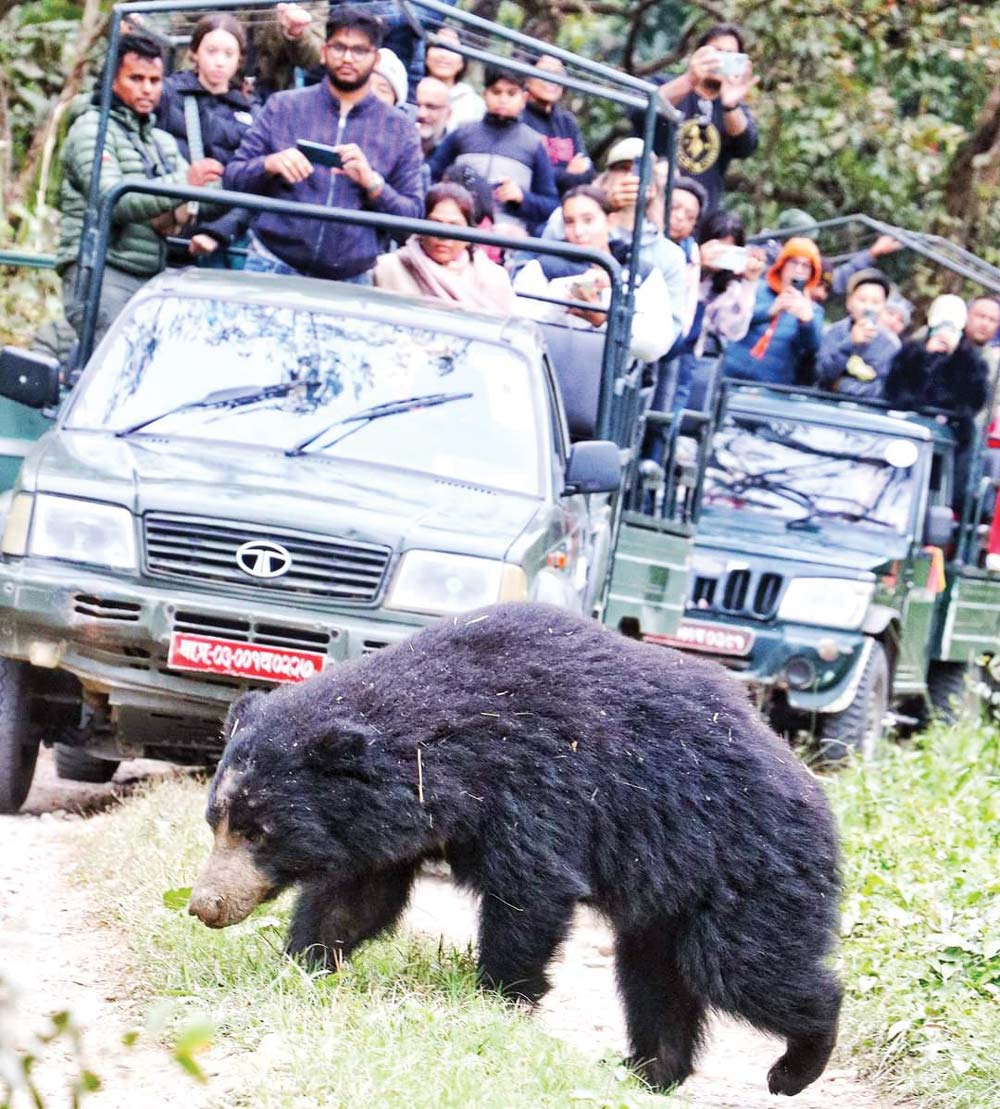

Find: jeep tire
0;658;40;814
54;744;120;784
816;639;889;763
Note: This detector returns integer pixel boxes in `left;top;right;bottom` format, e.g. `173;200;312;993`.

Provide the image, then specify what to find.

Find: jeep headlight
385;551;527;616
28;494;137;571
1;493;34;556
777;577;874;631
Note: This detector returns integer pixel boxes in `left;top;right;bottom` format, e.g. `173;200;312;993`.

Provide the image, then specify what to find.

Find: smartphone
715;51;749;80
863;309;879;324
296;140;342;169
716;245;748;274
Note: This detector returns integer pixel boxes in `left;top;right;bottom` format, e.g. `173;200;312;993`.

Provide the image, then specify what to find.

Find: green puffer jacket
57;102;190;276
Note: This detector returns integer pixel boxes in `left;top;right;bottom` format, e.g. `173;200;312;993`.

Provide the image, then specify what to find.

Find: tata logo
235;540;293;579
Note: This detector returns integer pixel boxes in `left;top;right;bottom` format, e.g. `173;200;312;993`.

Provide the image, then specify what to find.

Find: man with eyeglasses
225;4;423;283
415;76;451;159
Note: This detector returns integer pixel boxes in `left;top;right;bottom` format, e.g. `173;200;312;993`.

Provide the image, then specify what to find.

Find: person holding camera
653;22;758;212
224;5;423;283
721;236;823;385
885;295;989;510
513;184;676;363
817;269;900;398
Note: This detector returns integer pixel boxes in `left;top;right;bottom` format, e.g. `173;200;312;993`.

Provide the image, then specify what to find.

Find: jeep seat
537;321;606;441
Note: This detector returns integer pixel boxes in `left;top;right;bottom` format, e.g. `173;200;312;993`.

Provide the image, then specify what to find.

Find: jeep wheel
0;658;40;814
54;744;120;784
816;640;889;763
926;661;970;725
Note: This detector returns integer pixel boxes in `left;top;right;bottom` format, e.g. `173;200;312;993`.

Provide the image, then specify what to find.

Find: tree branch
7;0;109;208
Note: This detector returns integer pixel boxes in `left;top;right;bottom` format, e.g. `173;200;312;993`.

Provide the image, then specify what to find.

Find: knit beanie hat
766;236;823;294
885;293;913;328
375;48;408;106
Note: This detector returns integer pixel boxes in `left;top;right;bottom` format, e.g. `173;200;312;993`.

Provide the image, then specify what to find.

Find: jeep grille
143;514;391;603
689;569;783;620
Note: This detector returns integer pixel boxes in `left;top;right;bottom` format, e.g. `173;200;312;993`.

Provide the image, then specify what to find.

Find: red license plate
644;620;755;657
167;632;326;684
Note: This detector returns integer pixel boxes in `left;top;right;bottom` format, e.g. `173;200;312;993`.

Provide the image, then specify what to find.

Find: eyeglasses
326;42;376;60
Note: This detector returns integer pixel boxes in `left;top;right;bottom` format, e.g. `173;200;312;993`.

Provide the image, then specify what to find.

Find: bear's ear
302;719;376;780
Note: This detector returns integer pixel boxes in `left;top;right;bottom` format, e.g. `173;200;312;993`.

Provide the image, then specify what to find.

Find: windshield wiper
115;383;298;437
286;391;473;456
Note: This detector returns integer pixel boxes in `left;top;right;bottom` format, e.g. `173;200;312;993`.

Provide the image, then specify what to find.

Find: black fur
210;603;842;1096
884;337;988;431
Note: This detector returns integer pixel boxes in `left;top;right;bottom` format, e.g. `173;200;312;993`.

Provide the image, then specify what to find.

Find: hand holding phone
715;245;748;275
265;145;315;183
296;140;342;169
716;51;749;80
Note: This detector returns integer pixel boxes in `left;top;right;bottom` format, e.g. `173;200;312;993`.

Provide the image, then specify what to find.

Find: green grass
77;778;660;1109
77;718;1000;1108
827;719;1000;1109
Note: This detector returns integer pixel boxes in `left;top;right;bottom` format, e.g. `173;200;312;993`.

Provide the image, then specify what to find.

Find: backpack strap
182;94;205;217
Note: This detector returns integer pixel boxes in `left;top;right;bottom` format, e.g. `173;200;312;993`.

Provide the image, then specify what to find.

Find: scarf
394;236;503;313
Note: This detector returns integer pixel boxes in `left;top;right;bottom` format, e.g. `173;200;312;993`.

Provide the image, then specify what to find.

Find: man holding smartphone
225;5;423;283
653;22;758;212
817;269;900;398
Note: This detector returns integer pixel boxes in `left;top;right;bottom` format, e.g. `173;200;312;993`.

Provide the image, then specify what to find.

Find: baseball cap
605;137;644;168
846;268;891;297
927;294;967;334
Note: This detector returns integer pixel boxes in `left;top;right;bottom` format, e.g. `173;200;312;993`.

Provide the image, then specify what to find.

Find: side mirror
923;504;955;548
0;347;61;409
563;439;622;495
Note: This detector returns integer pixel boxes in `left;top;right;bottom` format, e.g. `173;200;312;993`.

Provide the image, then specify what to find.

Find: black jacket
156;71;259;245
884;337;988;441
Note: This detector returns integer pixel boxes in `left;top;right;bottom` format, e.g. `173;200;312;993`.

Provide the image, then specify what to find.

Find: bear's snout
188;829;274;930
188;889;228;928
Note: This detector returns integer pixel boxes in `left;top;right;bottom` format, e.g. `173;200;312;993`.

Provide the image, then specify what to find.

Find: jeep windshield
702;412;922;535
64;294;544;496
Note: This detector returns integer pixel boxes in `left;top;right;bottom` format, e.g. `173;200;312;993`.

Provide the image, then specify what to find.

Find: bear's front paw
767;1057;809;1097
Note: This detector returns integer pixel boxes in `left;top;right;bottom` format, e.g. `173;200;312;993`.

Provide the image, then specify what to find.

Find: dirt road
1;755;894;1108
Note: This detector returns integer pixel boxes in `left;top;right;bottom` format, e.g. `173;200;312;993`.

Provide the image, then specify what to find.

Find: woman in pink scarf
373;183;516;314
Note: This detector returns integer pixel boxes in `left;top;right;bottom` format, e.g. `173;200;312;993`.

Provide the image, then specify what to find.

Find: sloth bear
189;603;841;1095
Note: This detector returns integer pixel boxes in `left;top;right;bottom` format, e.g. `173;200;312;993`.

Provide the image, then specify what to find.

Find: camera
790;276;807;292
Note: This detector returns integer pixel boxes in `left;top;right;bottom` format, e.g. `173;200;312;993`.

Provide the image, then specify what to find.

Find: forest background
1;0;999;342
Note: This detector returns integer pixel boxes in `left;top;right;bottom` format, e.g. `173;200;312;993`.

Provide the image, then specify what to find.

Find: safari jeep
645;381;1000;759
0;268;636;810
0;0;709;811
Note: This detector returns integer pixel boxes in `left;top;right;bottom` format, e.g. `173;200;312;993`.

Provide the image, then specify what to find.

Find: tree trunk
941;82;1000;253
6;0;108;208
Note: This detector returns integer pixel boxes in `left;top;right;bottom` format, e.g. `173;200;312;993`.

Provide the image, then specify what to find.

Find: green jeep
0;267;643;809
644;380;1000;759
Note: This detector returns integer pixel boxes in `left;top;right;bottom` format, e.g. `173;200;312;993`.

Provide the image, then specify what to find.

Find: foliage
0;204;62;347
499;0;1000;262
77;778;661;1108
0;985;101;1109
827;718;1000;1109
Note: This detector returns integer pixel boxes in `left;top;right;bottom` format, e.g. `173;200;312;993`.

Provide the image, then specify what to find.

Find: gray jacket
818;317;900;398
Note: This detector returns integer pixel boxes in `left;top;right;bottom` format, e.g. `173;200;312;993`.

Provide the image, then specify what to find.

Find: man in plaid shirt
225;5;423;283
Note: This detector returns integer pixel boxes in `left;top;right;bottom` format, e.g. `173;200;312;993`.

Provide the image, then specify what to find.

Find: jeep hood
697;507;911;573
26;432;543;560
